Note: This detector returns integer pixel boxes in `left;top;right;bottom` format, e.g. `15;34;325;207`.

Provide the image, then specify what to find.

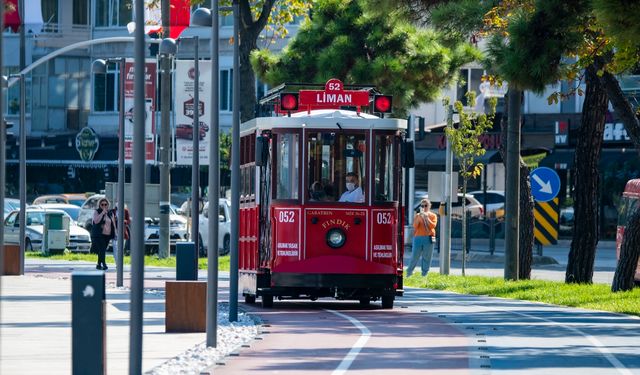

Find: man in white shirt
339;172;365;203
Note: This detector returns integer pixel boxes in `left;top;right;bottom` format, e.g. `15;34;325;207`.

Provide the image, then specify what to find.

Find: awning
415;149;502;167
540;148;639;170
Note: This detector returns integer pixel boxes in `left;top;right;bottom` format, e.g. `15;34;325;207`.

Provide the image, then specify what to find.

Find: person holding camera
91;198;114;270
407;198;438;277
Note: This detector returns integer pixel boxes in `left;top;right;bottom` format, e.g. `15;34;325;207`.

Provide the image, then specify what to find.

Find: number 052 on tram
238;80;415;309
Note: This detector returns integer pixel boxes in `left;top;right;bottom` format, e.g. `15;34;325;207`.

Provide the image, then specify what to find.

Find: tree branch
251;0;276;35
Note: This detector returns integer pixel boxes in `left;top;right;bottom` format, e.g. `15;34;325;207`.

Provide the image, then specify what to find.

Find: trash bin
176;242;197;281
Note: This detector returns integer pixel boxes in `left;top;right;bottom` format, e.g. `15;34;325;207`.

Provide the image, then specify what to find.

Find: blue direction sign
530;167;561;202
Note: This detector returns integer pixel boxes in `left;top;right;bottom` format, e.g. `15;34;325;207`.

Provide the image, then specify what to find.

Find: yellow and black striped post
534;198;559;245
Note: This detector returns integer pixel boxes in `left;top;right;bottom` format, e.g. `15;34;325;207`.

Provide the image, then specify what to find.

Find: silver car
3;209;91;253
198;199;232;256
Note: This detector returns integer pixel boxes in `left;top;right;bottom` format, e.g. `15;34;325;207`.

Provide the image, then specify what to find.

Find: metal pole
117;59;125;287
0;3;5;353
407;115;415;225
229;0;240;322
129;0;146;371
19;75;26;273
440;105;453;275
191;36;200;252
159;51;172;259
504;89;521;280
206;2;220;348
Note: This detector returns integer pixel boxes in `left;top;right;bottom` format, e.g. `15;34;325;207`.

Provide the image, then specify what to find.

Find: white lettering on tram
315;92;353;104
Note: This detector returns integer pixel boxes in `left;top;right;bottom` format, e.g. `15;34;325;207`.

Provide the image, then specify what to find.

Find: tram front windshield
306;131;366;203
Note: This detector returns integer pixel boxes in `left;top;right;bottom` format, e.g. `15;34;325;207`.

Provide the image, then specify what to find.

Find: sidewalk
0;259;249;375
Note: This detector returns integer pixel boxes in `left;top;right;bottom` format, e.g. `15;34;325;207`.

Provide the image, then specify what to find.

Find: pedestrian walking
407;198;438;277
91;198;114;270
110;203;130;266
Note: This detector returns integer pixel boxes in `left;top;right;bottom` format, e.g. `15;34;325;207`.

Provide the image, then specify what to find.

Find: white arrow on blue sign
529;167;561;202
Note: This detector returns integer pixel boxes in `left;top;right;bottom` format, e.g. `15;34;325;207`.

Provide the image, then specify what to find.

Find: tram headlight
326;228;346;248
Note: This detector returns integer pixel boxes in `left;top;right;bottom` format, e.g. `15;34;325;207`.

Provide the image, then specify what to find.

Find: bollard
176;242;198;281
72;271;106;375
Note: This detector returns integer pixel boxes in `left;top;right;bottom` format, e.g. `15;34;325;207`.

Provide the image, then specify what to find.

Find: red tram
238;79;414;308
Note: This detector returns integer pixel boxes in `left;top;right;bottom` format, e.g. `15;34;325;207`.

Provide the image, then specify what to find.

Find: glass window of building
95;0;133;27
220;69;233;112
93;61;119;112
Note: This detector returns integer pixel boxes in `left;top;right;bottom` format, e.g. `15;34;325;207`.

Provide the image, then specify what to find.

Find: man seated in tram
339;172;365;203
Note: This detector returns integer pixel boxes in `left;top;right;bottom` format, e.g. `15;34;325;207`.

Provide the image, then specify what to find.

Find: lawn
26;251;231;271
404;273;640;316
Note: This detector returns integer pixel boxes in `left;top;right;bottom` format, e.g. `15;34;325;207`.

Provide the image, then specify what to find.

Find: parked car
32;203;81;222
468;190;506;217
3;208;91;253
4;198;20;219
32;193;88;207
176;123;206;140
198;199;232;256
77;194;105;230
78;194;189;254
414;192;484;219
143;207;189;254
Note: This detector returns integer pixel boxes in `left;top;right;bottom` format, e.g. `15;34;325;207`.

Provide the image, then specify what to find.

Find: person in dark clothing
91;198;114;270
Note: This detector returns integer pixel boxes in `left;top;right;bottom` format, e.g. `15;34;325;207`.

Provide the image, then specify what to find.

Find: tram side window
307;131;366;203
374;134;397;202
274;133;300;200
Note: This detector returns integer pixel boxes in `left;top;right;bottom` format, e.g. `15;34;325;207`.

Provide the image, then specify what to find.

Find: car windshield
55;207;81;221
69;199;86;207
26;212;46;226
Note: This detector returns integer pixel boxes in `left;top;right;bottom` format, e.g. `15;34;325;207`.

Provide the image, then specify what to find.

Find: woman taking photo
407;198;438;277
91;198;114;270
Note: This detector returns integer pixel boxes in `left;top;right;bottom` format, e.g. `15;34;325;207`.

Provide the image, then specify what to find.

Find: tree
250;0;481;116
444;93;496;275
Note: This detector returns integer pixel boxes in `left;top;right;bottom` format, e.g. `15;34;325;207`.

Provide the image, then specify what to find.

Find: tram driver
339;172;365;203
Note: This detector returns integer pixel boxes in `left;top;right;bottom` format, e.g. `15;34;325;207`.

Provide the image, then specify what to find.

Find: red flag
145;0;191;39
4;0;21;32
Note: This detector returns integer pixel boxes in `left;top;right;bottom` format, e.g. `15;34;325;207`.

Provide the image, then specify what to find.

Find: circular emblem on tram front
75;127;100;161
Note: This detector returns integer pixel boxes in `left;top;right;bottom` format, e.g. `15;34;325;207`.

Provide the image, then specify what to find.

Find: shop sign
75;127;100;161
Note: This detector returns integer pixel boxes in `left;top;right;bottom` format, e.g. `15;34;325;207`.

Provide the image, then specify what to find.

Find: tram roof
241;109;407;134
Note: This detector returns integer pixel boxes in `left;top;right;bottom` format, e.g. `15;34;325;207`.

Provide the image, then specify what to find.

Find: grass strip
404;273;640;316
26;251;231;271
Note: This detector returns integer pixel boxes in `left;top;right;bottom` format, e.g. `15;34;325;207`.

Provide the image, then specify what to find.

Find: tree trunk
612;207;640;291
239;27;259;122
565;64;608;284
518;163;534;279
499;93;534;279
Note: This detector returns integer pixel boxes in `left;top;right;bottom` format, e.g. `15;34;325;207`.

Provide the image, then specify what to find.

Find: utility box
44;212;70;254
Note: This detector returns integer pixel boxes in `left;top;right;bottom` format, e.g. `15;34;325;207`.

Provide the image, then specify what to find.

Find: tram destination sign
299;78;369;108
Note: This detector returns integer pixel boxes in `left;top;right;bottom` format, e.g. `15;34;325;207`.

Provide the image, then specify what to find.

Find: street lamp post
92;58;126;287
191;1;225;346
130;1;147;370
159;38;177;259
191;36;200;252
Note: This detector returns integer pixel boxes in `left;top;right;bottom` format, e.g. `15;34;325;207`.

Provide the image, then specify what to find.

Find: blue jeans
407;235;435;277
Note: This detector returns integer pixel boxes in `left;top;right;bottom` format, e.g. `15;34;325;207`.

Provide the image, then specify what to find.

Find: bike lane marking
324;309;371;375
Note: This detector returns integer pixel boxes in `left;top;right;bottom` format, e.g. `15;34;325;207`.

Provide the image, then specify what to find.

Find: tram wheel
358;297;370;306
381;295;394;309
244;295;256;304
261;295;274;308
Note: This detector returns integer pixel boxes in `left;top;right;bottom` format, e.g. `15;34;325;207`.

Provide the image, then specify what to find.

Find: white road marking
325;309;371;375
511;310;633;375
402;291;633;375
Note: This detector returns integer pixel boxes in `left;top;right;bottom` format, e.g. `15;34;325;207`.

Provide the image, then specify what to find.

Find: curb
452;252;559;265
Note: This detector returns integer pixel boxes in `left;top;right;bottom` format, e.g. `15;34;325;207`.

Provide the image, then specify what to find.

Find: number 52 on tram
237;81;415;309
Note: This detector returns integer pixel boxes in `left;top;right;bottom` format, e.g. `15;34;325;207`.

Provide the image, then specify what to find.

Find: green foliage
250;0;479;116
444;92;497;181
405;273;640;316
